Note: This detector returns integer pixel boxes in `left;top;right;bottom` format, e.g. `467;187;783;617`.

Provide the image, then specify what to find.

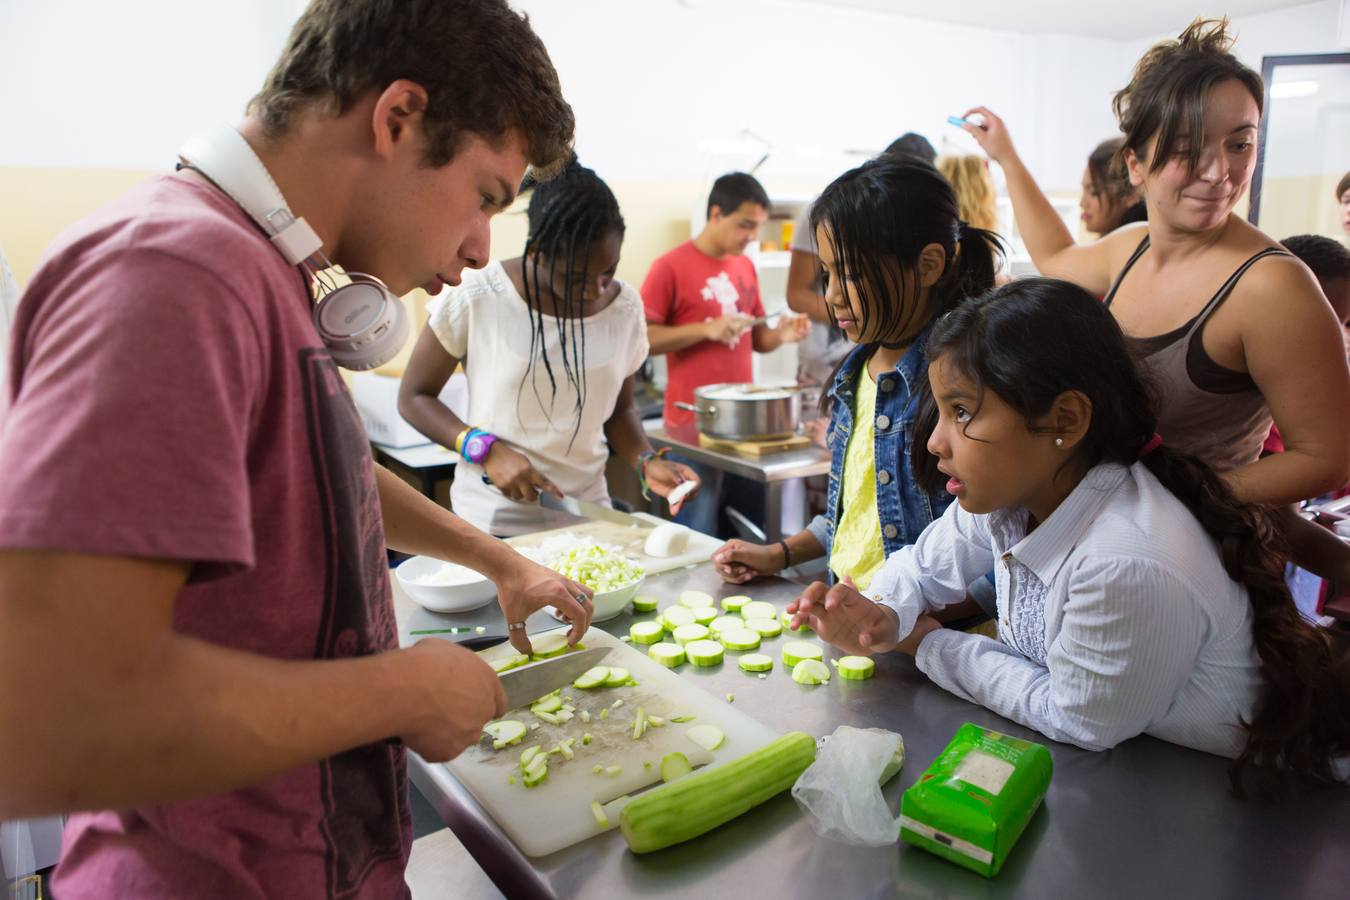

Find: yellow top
829;366;886;591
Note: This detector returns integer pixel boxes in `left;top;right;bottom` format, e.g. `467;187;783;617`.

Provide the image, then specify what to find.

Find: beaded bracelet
453;427;473;455
636;448;670;500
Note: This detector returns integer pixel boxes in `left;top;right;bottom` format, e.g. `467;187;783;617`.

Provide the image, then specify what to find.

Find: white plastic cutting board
445;626;780;857
504;514;719;577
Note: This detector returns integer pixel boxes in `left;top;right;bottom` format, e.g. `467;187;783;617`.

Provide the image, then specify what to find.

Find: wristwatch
464;431;498;465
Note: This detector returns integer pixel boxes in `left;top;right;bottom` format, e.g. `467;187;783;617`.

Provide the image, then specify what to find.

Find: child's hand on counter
788;575;901;655
712;539;783;583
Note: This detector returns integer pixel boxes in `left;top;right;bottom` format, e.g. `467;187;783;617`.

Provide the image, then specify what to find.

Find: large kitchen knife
499;647;610;710
539;492;644;528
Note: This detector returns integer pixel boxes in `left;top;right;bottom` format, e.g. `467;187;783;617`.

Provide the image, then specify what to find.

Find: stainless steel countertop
642;420;831;483
396;566;1350;900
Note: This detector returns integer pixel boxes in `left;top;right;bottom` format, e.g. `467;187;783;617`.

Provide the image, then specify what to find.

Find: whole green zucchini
618;731;817;853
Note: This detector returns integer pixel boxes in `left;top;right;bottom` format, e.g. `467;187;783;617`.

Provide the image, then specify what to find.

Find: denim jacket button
878;378;895;393
876;414;891;430
826;430;835;446
883;523;899;539
877;470;891;485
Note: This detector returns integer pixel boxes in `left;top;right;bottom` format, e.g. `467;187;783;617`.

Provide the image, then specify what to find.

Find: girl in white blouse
791;278;1350;788
399;161;697;536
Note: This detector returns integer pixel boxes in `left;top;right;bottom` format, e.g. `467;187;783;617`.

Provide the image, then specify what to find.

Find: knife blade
539;492;644;529
499;647;611;710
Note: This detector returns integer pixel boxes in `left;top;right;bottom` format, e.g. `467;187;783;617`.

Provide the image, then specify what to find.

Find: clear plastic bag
791;725;906;846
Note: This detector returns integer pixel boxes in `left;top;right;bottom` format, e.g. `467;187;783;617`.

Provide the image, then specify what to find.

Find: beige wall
0;167;822;377
1257;173;1347;244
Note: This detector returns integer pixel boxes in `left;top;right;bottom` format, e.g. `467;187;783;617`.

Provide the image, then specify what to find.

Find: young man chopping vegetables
0;2;592;897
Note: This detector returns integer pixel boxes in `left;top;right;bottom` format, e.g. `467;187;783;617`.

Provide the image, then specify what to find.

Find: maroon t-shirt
0;175;411;899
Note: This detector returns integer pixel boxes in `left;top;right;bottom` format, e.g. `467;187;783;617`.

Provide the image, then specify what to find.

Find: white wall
1123;1;1348;71
0;0;304;170
519;0;1127;192
3;0;1130;192
0;0;1340;188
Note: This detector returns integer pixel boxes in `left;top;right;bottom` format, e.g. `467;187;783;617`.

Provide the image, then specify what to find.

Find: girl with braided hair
793;278;1350;791
400;160;698;536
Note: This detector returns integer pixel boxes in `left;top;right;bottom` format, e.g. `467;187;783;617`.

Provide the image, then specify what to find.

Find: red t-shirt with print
641;240;764;428
0;175;411;900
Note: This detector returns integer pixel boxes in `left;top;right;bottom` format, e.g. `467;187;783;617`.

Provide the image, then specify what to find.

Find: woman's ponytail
930;224;1004;318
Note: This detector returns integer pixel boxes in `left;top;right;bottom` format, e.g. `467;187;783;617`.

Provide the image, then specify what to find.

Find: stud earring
1054;438;1064;447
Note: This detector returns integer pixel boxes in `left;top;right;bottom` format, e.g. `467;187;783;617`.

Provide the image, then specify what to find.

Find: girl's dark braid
518;161;624;447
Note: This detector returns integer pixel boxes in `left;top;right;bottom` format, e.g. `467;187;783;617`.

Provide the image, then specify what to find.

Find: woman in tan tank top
958;18;1350;508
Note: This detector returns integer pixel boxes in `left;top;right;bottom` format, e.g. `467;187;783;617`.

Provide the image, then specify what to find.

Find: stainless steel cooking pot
674;382;801;441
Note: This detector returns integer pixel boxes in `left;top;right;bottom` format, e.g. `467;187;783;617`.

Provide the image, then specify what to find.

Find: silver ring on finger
507;621;527;632
576;594;589;605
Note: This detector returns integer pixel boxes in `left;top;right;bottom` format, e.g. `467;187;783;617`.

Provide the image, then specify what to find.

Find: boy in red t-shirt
642;173;808;534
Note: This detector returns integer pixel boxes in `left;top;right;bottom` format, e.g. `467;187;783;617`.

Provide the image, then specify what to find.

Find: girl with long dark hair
400;161;698;536
713;157;1002;593
792;278;1350;789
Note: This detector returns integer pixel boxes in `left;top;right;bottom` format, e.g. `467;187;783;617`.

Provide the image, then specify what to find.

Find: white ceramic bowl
395;556;497;614
550;575;645;624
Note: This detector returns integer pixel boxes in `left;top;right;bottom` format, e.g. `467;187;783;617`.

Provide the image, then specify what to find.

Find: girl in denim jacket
714;157;1001;592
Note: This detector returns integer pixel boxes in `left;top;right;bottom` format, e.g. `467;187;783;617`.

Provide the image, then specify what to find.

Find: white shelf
753;250;793;270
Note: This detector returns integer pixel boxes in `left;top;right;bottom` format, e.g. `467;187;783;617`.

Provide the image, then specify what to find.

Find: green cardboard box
900;723;1053;877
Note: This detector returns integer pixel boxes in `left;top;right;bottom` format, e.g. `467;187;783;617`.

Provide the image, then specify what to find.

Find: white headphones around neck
177;125;409;371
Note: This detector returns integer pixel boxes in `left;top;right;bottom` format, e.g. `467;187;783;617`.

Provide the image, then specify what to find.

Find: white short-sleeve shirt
427;261;649;536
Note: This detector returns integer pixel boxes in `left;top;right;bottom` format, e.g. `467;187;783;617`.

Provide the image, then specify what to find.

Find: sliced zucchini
628;621;664;645
837;655;875;680
782;610;812;633
720;594;751;613
782;640;823;667
648;642;686;668
532;710;561;726
740;601;777;622
632;595;660;613
572;666;610;690
685;639;725;667
719;627;761;651
591;800;610;828
632;707;648;740
744;617;782;638
532;695;563;714
685;724;725;751
520;745;541;769
708;615;743;635
692;606;719;626
678;590;715;609
672;623;710;645
489;653;530;673
661;606;696;630
791;658;831;685
484;719;527;749
529;632;569;659
603;667;631;687
737;653;774;673
660;751;693;783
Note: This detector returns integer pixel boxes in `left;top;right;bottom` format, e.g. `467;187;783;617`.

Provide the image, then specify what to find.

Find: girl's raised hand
787;576;901;655
960;106;1018;165
482;442;563;503
712;539;781;583
643;460;701;514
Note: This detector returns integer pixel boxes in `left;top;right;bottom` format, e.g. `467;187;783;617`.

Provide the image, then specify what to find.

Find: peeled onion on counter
645;523;691;558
